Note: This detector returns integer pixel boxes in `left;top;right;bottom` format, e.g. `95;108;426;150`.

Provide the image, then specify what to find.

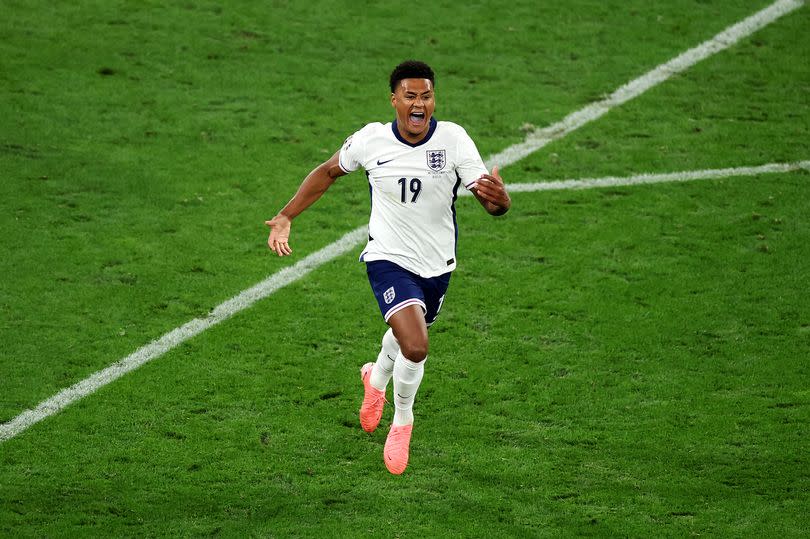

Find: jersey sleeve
338;125;370;174
454;127;489;190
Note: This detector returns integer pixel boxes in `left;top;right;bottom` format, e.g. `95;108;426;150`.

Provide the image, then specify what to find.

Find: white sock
392;352;425;426
370;328;399;391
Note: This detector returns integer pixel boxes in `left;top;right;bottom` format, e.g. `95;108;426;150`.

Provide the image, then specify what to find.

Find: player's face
391;78;435;143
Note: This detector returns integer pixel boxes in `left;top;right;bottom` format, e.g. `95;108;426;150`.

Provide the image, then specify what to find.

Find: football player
266;60;511;474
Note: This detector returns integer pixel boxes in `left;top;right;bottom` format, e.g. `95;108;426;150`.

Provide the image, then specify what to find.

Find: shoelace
362;373;389;408
366;392;388;407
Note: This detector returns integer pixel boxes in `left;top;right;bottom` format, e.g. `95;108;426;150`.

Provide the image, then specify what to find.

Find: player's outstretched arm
265;150;347;256
472;165;511;216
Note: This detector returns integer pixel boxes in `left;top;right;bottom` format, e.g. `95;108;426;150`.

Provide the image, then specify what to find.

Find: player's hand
474;166;511;214
265;214;293;256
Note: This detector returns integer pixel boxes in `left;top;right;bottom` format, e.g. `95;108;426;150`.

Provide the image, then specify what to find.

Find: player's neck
396;125;428;145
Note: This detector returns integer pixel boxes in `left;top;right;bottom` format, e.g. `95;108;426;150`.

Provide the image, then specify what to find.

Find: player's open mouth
409;112;426;127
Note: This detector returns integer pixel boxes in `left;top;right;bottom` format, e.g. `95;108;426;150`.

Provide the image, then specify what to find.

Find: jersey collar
391;117;438;147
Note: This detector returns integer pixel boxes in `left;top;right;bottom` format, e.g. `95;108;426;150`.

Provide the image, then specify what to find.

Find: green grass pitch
1;0;808;536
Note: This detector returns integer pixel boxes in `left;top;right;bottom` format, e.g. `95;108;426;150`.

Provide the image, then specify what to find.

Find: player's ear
390;93;396;108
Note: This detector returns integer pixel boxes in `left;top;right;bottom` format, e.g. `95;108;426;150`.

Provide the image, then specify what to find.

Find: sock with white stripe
370;328;399;391
393;352;425;426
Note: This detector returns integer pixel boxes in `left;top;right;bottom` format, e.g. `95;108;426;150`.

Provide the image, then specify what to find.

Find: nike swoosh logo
377;158;394;166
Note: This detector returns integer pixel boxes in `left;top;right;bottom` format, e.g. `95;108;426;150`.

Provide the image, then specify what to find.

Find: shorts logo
426;149;446;171
383;286;396;305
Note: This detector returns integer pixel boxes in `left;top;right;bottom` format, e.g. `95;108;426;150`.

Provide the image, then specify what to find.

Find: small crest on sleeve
426;149;446;171
342;135;353;151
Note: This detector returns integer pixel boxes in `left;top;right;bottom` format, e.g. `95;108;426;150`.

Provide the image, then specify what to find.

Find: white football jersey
338;118;488;277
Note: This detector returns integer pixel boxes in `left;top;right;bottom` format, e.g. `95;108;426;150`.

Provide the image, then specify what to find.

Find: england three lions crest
426;149;446;171
383;286;396;305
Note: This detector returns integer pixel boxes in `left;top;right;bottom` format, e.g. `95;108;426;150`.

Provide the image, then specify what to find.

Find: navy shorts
366;260;452;326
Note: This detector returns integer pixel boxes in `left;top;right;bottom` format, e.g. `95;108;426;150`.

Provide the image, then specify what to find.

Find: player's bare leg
382;305;428;474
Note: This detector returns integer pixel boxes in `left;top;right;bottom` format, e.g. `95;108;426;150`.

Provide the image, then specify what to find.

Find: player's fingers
482;180;508;200
476;187;497;204
475;186;491;200
479;183;509;205
479;174;504;187
476;179;497;195
273;238;291;256
477;175;494;189
474;181;490;194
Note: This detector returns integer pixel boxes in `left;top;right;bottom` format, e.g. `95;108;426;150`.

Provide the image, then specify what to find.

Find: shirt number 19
398;177;422;203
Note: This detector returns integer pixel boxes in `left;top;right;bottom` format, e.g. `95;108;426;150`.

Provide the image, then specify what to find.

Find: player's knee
382;327;399;351
399;339;428;363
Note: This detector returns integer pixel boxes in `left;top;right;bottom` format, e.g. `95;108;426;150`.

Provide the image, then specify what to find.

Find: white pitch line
485;0;805;170
501;160;810;193
1;0;804;443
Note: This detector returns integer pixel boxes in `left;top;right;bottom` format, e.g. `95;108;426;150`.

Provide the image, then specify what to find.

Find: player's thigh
387;305;429;362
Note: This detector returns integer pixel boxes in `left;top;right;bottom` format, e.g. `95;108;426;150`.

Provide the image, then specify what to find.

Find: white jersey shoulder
338;119;488;277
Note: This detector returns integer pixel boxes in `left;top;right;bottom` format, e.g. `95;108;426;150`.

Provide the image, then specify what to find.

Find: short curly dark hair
389;60;435;93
